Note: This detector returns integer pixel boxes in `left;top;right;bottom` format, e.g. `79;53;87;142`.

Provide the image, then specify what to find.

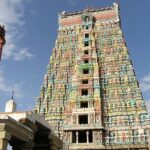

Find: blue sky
0;0;150;113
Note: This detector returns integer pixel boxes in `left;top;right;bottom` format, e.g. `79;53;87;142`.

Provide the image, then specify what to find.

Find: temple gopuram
35;3;150;150
0;25;5;60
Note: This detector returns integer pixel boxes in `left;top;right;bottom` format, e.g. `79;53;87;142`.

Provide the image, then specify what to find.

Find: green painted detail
82;38;91;42
79;63;93;69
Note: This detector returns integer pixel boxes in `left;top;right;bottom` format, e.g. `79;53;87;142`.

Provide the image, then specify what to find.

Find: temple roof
59;3;118;18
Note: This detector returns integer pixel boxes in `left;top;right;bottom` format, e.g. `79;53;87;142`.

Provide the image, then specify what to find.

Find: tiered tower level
35;3;150;149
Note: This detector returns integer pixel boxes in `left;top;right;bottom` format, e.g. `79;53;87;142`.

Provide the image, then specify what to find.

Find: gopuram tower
35;3;150;150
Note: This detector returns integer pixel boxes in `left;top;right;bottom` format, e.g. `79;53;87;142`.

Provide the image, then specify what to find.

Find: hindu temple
34;2;150;150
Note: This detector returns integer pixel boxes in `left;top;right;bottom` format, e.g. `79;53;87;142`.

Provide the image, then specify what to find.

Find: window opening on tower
86;26;89;30
84;41;89;47
82;79;88;84
79;131;87;143
84;50;89;55
79;115;88;124
83;68;89;74
82;89;88;96
85;33;89;38
84;59;89;63
80;101;88;108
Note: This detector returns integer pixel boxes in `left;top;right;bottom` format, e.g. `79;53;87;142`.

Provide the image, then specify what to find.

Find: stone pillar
0;139;8;150
86;131;89;143
77;114;78;125
0;131;11;150
76;131;78;144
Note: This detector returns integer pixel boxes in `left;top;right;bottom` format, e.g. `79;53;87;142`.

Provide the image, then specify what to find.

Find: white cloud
140;73;150;114
0;69;23;99
0;0;34;61
140;73;150;92
145;100;150;114
0;0;24;26
140;82;150;92
142;73;150;82
14;48;34;61
68;0;77;7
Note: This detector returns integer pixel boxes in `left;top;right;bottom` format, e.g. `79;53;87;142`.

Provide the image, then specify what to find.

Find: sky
0;0;150;114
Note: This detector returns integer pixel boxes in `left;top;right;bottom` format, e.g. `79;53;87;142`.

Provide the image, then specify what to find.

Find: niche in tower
79;115;88;124
81;89;88;96
80;101;88;108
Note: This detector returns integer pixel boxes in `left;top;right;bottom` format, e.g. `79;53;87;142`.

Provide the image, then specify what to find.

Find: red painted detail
60;17;82;26
95;11;116;20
